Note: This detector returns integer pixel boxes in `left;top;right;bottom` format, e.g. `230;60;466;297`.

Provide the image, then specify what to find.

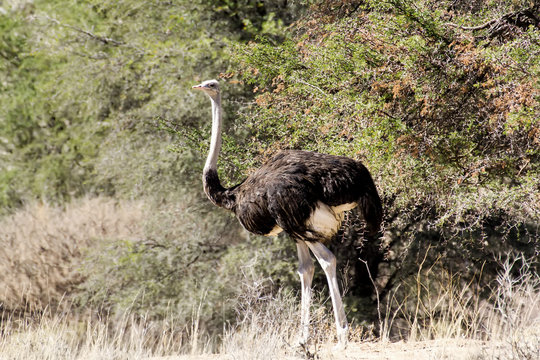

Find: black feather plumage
207;150;382;242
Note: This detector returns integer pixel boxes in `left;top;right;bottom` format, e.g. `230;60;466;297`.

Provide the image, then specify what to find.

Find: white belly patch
332;202;357;213
306;201;357;237
264;201;357;238
266;225;283;237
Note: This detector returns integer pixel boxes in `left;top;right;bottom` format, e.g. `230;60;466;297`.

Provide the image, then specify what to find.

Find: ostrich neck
202;94;231;209
204;96;222;172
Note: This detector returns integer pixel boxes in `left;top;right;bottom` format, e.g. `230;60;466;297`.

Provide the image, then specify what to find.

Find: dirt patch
318;339;495;359
148;339;508;360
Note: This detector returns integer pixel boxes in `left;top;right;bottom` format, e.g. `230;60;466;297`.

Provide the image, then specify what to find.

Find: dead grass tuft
220;265;301;360
0;304;186;359
0;197;145;313
379;253;539;359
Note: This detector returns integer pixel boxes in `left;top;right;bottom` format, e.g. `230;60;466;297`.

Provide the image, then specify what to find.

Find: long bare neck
203;94;233;209
204;95;222;172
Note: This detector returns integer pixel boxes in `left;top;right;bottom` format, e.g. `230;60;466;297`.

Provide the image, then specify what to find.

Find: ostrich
192;79;382;348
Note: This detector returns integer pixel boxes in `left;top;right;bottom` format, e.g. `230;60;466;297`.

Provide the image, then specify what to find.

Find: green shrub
228;0;539;326
78;191;298;346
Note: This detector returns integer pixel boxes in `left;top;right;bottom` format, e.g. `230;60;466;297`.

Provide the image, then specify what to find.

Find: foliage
1;0;538;349
228;0;539;325
0;0;300;209
78;192;298;345
0;0;302;347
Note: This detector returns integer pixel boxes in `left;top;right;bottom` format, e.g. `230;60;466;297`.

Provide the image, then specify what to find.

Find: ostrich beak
192;84;203;90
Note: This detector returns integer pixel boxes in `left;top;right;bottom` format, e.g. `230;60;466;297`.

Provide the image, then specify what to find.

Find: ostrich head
192;79;220;101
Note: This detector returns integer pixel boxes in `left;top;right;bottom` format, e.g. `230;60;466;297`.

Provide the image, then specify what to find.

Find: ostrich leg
296;240;315;345
306;241;348;348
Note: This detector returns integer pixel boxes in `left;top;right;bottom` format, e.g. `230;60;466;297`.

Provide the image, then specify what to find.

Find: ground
148;339;511;360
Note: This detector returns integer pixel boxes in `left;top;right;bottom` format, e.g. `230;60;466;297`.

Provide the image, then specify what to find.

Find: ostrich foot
334;325;348;350
296;332;310;347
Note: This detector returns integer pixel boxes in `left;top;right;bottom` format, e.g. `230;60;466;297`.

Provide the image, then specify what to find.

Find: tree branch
43;16;125;46
445;18;498;31
445;6;540;32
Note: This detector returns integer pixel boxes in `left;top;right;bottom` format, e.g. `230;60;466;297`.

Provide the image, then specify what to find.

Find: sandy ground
148;339;507;359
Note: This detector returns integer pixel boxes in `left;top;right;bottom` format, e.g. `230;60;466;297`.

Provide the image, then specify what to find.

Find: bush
77;191;298;348
227;0;539;326
0;197;144;313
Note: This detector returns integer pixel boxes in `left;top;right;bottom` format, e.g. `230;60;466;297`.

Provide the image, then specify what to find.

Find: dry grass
221;289;300;360
0;197;145;313
0;198;538;359
379;254;540;359
0;260;537;360
219;265;302;360
0;304;187;360
218;252;539;359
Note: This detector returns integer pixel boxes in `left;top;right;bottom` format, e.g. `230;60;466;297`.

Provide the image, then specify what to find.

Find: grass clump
378;253;539;359
0;197;144;314
0;305;187;359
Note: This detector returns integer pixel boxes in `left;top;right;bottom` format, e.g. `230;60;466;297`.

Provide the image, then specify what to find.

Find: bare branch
445;19;498;31
43;15;125;46
294;78;326;95
445;6;540;32
359;258;383;338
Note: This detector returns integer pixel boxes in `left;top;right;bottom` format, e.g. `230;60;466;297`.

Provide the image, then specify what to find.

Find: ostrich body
193;79;382;348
